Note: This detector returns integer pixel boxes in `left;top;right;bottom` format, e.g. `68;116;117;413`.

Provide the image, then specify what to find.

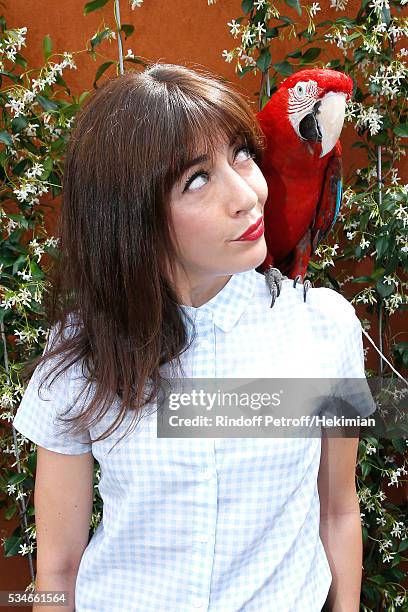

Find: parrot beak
316;91;347;158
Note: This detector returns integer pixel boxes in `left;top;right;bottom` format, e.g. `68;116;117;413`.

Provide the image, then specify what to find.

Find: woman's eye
183;170;209;192
183;145;255;193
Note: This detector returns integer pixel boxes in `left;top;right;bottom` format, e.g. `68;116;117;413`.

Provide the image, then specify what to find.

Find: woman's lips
232;217;264;241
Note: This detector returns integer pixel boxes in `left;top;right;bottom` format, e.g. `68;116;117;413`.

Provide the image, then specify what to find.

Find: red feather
256;68;353;279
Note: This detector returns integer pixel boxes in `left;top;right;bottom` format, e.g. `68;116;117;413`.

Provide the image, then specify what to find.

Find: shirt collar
179;268;258;333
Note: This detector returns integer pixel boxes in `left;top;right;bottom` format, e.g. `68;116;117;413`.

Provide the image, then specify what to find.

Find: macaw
255;68;353;280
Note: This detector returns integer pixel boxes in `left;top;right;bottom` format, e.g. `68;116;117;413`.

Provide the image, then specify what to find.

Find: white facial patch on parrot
287;79;322;137
287;80;348;158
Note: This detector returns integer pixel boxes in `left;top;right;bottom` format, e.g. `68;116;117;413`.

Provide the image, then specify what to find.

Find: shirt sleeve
310;287;377;418
12;324;93;455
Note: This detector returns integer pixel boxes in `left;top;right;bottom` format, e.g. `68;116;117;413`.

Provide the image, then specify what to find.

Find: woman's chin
231;239;268;273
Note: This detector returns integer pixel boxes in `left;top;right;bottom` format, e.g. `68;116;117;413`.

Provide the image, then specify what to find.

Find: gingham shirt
13;268;376;612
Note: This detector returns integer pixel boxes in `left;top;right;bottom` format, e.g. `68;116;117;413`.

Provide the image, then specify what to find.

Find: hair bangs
161;81;266;191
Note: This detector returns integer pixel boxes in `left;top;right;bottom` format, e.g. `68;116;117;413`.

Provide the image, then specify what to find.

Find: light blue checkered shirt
13;268;376;611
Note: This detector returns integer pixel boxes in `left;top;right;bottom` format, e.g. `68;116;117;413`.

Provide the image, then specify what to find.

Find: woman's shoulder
252;270;356;323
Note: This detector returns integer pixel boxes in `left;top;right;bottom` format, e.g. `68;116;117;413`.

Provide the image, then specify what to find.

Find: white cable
361;328;408;387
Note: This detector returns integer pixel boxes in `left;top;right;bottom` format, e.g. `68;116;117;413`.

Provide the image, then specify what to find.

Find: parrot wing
310;141;343;253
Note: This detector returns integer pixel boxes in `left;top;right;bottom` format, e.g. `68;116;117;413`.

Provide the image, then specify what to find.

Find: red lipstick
233;217;264;241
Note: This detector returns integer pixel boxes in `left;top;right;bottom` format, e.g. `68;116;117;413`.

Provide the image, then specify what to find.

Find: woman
13;63;375;612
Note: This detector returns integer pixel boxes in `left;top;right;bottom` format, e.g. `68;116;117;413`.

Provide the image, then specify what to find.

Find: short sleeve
13;324;93;455
309;287;377;418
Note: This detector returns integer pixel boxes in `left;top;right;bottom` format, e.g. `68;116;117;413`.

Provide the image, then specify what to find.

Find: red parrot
255;68;353;280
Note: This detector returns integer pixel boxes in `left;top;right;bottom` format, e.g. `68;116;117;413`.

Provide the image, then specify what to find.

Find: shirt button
201;468;214;481
195;533;209;543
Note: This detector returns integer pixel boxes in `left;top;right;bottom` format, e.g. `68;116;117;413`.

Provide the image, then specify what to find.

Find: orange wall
1;0;407;602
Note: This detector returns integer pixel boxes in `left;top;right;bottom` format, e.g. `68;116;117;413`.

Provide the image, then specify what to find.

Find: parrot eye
296;84;305;96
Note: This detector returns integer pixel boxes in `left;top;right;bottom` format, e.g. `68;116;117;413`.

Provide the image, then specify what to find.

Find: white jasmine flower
228;19;241;38
222;50;234;63
390;521;404;538
310;2;321;17
329;0;349;9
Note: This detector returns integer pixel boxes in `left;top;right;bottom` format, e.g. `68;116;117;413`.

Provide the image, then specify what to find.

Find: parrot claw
264;266;288;308
264;266;312;307
303;279;312;302
293;275;312;302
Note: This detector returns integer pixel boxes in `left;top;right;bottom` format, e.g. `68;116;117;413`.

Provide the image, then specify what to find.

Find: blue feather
329;179;342;231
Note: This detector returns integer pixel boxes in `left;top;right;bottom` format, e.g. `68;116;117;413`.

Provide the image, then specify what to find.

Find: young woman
13;63;375;612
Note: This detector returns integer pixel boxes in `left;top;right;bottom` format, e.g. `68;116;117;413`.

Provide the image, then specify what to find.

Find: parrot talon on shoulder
293;275;302;288
264;266;288;308
303;279;312;302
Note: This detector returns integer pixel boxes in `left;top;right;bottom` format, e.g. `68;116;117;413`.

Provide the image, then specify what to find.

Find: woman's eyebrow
182;133;242;173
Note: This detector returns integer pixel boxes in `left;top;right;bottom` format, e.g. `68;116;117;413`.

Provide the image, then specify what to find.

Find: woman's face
168;132;268;295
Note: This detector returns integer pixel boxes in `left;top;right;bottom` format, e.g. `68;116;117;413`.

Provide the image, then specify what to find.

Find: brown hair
23;62;266;451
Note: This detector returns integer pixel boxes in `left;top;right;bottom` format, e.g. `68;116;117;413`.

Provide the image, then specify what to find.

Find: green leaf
300;47;321;64
36;95;59;112
8;473;26;486
11;116;28;134
237;65;255;78
29;259;45;280
391;438;406;454
38;157;53;181
398;539;408;553
123;56;146;66
393;124;408;138
278;15;293;24
79;91;91;106
93;61;115;87
375;237;388;260
0;69;19;83
381;6;391;26
241;0;254;14
287;50;302;58
90;28;112;51
266;27;278;39
0;130;13;146
4;535;22;557
121;24;134;38
272;61;293;76
327;59;341;68
371;133;387;145
27;450;37;474
256;49;271;72
376;277;395;298
43;34;52;60
84;0;109;15
14;53;27;69
285;0;302;16
369;575;386;586
360;461;371;478
55;74;68;90
4;505;17;520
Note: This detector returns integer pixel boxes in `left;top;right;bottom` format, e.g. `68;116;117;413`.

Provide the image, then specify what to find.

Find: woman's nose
223;168;259;216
